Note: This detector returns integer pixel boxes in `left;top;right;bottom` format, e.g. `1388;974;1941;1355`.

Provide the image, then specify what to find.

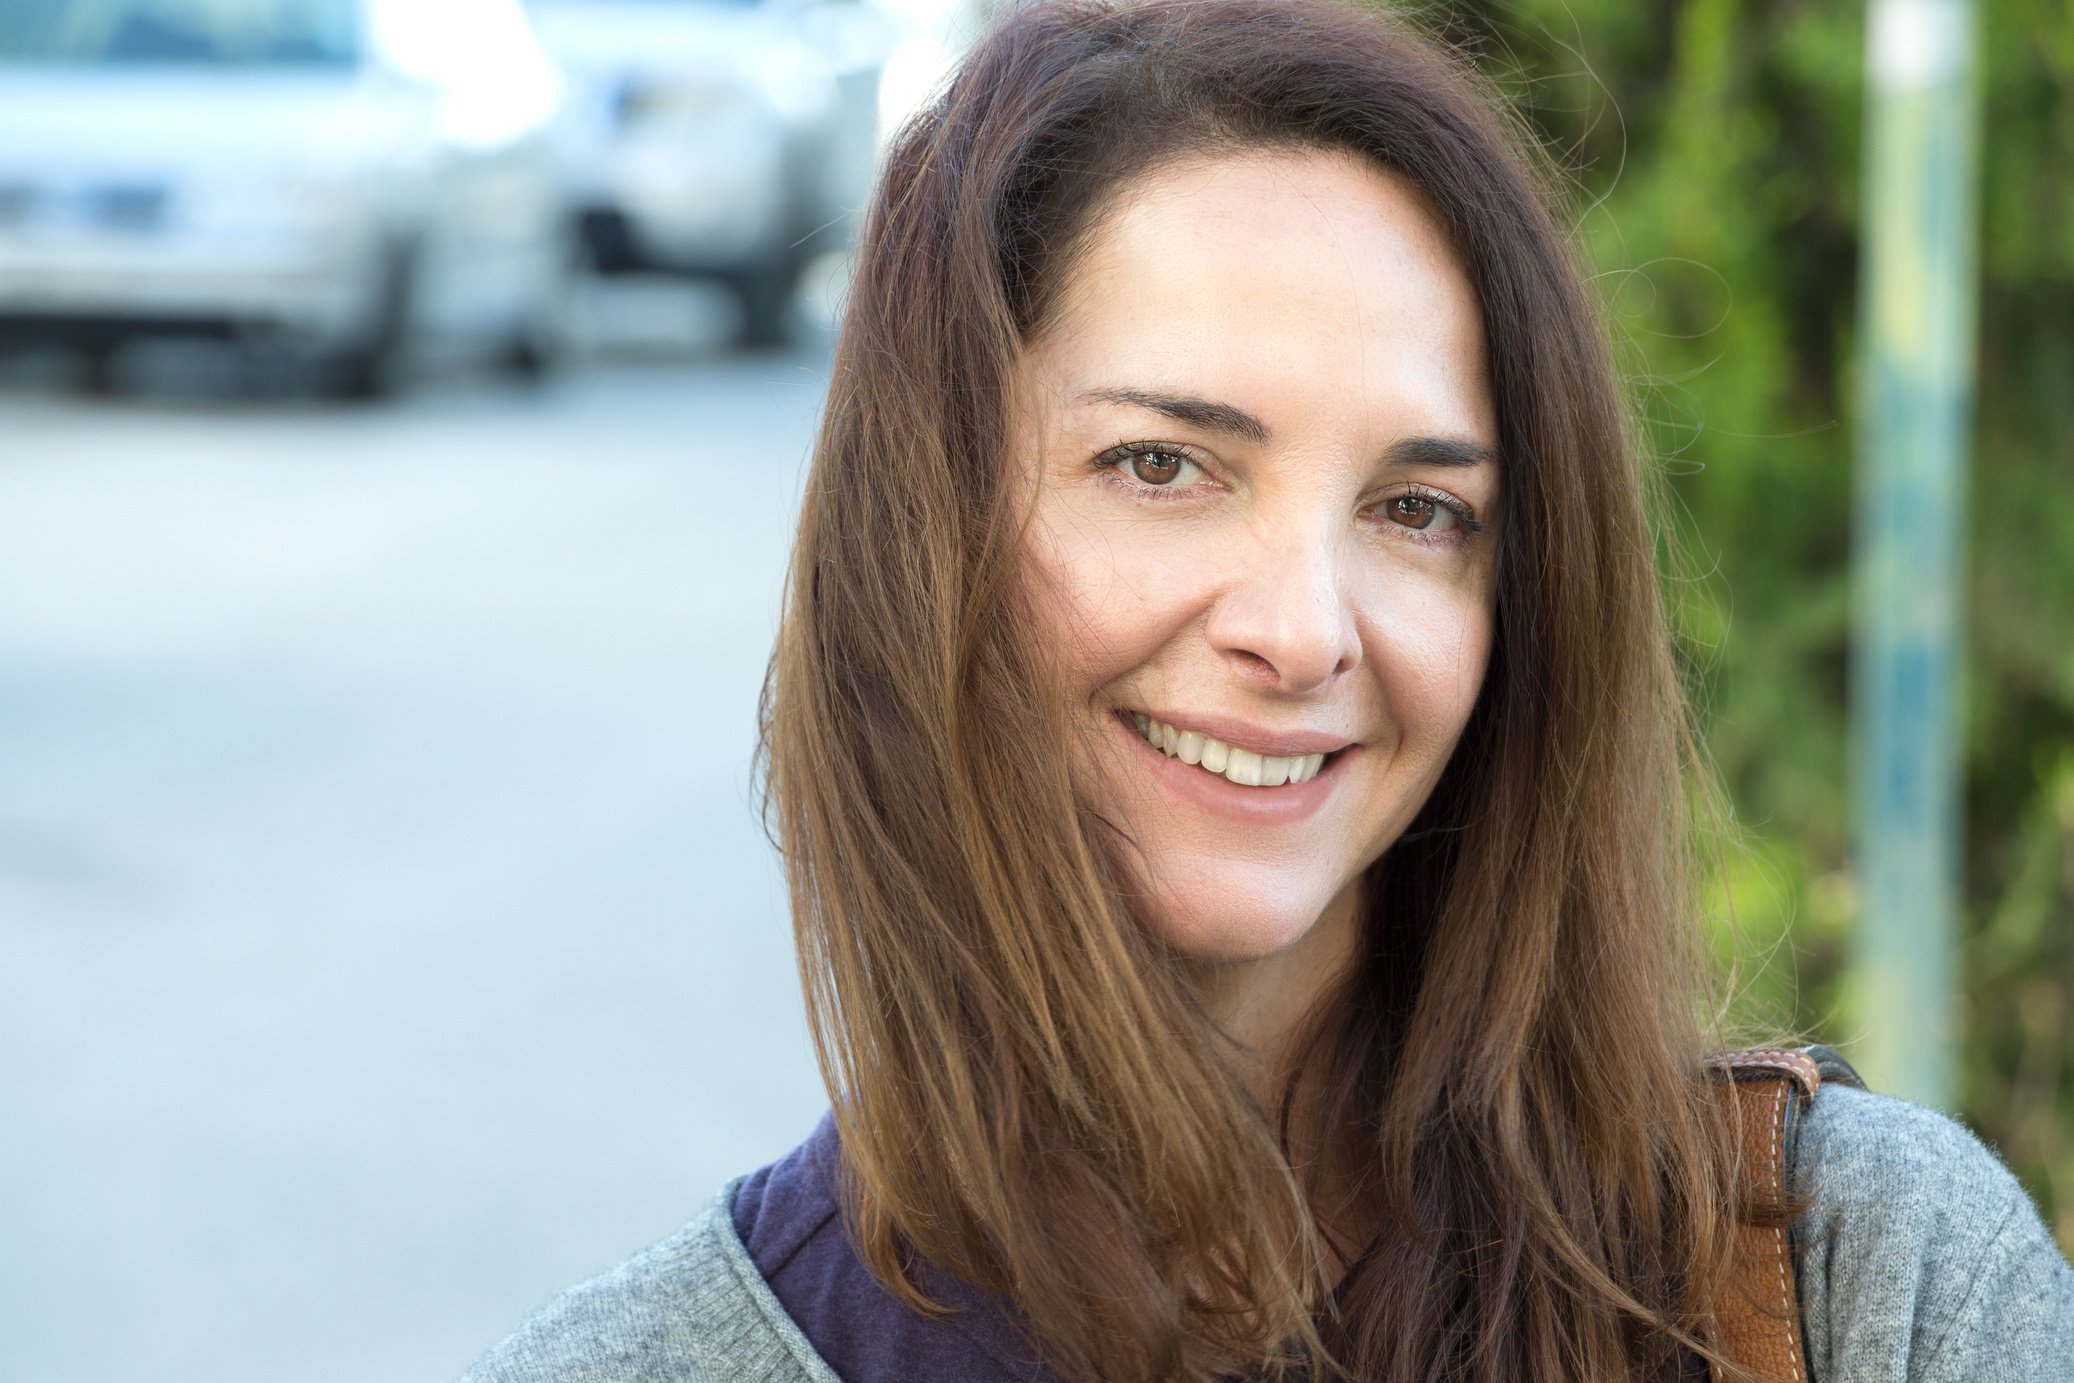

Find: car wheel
496;264;573;386
324;243;415;401
328;342;394;401
496;326;558;385
732;257;799;350
78;343;120;396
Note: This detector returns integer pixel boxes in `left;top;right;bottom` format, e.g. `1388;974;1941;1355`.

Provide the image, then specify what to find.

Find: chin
1134;865;1348;965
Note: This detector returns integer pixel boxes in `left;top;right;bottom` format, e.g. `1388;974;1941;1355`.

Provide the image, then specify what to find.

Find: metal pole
1850;0;1981;1109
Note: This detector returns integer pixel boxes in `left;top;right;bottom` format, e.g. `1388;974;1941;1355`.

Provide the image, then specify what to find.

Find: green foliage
1432;0;2074;1246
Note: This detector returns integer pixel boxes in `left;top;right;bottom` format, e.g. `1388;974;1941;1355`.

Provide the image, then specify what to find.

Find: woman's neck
1186;877;1365;1113
1185;877;1377;1281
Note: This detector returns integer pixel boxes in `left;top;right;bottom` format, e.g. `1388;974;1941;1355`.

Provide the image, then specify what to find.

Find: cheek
1023;504;1195;696
1354;559;1495;748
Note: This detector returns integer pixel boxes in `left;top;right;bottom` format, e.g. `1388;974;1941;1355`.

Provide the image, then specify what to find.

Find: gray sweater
466;1086;2074;1381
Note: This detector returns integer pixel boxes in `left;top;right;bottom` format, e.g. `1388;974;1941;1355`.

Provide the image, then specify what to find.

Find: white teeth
1132;713;1334;787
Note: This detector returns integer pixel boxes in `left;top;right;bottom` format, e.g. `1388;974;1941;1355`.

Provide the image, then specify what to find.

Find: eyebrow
1079;387;1270;444
1076;386;1498;468
1383;435;1499;470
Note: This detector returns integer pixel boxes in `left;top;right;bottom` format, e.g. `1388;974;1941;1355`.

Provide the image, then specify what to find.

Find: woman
466;1;2074;1379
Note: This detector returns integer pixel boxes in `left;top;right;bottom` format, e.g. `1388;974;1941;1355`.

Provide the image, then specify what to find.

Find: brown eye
1129;450;1184;485
1099;443;1205;493
1388;495;1436;529
1383;494;1462;533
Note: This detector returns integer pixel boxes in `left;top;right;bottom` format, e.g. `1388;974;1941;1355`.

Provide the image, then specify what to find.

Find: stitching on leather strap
1714;1048;1822;1099
1766;1079;1803;1383
1707;1052;1818;1381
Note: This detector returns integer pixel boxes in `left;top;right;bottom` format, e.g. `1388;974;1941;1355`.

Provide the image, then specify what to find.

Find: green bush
1432;0;2074;1248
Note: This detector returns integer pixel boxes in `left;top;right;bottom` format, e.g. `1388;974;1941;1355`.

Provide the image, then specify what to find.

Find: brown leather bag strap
1706;1048;1822;1382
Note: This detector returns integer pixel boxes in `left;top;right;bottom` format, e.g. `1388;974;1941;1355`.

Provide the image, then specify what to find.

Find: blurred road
0;334;834;1382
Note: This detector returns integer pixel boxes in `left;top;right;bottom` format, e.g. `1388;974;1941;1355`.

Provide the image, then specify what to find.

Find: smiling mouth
1126;712;1334;787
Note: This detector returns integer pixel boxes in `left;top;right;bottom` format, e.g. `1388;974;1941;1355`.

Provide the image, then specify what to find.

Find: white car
0;0;570;396
528;0;893;347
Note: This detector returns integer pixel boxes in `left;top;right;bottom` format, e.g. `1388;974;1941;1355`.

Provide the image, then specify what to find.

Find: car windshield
0;0;362;65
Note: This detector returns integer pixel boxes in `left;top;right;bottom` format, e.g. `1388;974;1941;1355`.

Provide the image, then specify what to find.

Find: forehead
1029;147;1496;450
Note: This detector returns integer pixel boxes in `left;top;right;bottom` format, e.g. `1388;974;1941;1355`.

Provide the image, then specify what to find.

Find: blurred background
1420;0;2074;1253
0;1;976;1380
0;1;2066;1380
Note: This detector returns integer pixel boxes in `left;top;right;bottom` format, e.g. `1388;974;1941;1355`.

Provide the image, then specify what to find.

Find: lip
1112;709;1351;825
1125;708;1355;758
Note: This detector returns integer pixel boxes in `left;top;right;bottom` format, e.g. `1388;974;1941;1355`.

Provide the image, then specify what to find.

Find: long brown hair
760;2;1741;1379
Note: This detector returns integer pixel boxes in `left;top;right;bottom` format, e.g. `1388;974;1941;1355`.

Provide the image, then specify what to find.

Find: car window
0;0;363;66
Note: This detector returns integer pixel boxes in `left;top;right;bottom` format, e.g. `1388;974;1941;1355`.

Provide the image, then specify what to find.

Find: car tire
78;343;120;396
324;243;415;401
497;325;558;385
731;257;799;350
496;258;574;386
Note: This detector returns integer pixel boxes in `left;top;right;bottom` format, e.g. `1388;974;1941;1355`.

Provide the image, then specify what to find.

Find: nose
1202;519;1362;693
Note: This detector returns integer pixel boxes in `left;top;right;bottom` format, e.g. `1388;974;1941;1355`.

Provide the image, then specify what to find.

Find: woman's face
1015;146;1501;965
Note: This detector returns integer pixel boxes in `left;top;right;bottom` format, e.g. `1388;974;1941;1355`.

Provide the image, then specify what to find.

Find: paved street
0;337;836;1382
